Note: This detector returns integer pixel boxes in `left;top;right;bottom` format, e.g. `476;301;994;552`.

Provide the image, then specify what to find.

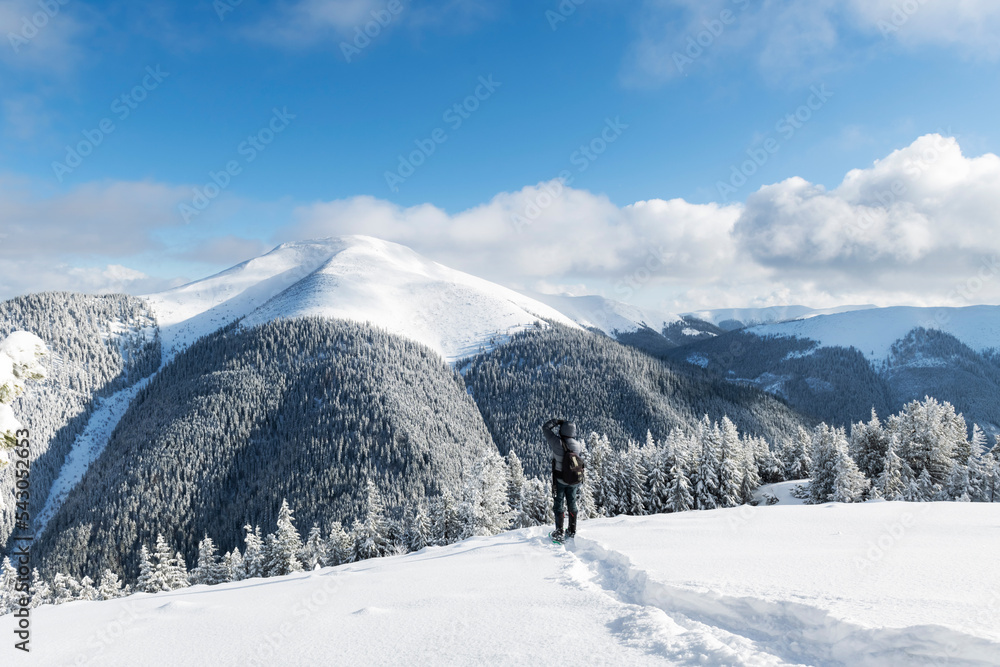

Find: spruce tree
694;423;720;510
29;570;52;608
353;479;389;561
242;525;266;579
191;536;228;585
97;569;126;600
878;438;907;501
301;524;327;570
667;458;694;513
325;521;355;566
266;499;305;576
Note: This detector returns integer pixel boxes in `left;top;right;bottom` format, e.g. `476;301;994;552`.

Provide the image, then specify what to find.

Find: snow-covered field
10;501;999;666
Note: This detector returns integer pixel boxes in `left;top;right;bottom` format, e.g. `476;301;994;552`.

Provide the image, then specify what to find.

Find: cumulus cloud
733;134;1000;304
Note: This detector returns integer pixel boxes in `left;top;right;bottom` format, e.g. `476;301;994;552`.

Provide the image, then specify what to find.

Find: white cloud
624;0;1000;86
848;0;1000;59
0;0;89;73
247;0;500;49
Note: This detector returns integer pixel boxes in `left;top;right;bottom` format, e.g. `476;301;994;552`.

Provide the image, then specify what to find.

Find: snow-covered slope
13;503;999;666
687;304;877;329
145;236;579;362
522;291;682;336
749;305;1000;362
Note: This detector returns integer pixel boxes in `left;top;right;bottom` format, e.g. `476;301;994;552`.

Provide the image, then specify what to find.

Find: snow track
559;535;1000;667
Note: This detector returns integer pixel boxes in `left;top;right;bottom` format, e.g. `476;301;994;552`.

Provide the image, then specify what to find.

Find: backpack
560;437;585;485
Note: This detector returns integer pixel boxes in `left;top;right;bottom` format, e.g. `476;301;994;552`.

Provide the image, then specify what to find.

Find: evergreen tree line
4;414;782;609
8;396;999;611
799;396;1000;504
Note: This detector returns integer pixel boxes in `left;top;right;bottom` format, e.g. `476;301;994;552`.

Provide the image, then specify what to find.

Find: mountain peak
145;236;578;362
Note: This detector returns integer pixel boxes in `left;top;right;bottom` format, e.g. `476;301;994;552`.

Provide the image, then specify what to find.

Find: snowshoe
548;531;565;545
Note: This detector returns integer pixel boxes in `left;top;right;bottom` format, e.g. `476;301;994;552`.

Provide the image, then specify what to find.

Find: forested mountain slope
462;324;811;476
0;293;159;547
34;318;495;580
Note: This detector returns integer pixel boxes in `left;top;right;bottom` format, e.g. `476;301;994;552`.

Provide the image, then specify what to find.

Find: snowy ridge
146;236;580;363
686;305;877;328
521;291;682;337
748;305;1000;362
12;503;1000;666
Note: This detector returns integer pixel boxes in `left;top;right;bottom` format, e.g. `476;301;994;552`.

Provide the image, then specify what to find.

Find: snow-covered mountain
749;305;1000;362
145;236;579;362
14;501;1000;667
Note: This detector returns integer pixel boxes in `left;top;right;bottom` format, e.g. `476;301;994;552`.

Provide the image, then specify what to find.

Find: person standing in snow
543;418;586;540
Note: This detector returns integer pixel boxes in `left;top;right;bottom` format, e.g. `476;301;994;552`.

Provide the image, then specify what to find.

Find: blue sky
2;0;1000;311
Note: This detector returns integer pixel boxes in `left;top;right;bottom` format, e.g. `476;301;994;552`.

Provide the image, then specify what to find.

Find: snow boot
567;512;577;538
553;512;565;540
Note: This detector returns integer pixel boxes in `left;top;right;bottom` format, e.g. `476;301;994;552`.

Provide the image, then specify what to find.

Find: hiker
543;418;586;540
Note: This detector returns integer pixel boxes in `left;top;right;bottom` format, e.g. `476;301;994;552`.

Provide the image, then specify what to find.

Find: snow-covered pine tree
520;477;554;527
29;569;52;608
224;549;245;581
849;409;888;482
624;440;647;516
325;520;355;566
645;447;670;515
169;552;190;590
51;572;82;604
266;499;305;576
667;455;694;513
587;433;612;516
717;417;742;508
462;450;512;537
577;470;597;519
832;434;869;503
353;479;390;561
754;435;784;484
785;427;813;481
505;450;527;528
242;525;266;579
694;420;720;510
878;437;907;501
808;425;839;503
136;544;158;593
301;524;327;570
915;468;937;501
97;569;126;600
191;535;229;585
405;502;433;552
77;576;99;601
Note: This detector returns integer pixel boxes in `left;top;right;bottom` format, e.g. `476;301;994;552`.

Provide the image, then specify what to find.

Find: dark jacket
543;419;586;473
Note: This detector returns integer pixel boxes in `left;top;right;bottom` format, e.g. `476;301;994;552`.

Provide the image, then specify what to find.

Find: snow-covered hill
145;236;579;362
749;305;1000;362
12;502;1000;666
